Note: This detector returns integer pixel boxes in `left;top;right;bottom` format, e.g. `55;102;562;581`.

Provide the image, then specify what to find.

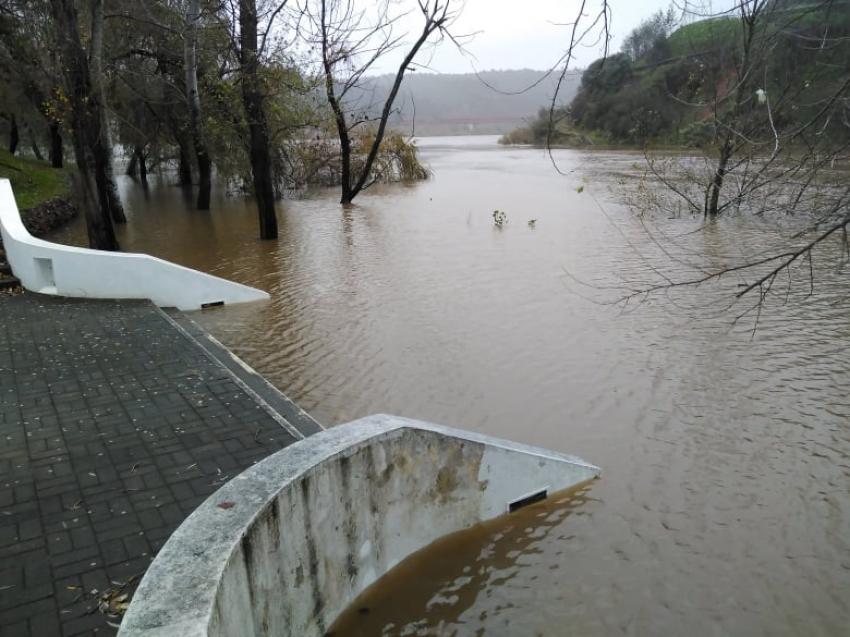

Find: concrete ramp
0;179;269;310
118;414;600;637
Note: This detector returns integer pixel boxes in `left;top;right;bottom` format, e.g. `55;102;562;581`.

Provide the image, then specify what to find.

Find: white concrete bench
0;179;269;310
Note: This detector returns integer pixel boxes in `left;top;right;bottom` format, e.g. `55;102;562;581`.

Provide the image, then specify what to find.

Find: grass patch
0;149;70;210
667;17;738;57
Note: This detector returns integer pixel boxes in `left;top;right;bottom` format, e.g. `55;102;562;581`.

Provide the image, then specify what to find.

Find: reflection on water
51;136;850;635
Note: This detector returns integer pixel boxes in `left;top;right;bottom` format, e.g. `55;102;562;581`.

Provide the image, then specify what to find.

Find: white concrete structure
119;414;600;637
0;179;269;310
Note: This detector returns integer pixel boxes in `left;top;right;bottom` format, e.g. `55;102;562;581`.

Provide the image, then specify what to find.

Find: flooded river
52;136;850;635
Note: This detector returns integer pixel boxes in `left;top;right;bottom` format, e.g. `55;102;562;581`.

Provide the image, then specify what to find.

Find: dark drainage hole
201;300;225;309
509;488;548;512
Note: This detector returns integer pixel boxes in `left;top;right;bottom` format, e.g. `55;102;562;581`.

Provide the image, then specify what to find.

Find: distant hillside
502;3;850;147
353;69;582;136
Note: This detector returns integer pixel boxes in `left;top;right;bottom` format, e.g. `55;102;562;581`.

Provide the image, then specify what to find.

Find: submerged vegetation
500;0;850;317
0;0;442;247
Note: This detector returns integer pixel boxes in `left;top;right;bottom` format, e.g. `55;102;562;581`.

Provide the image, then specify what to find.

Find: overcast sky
363;0;732;75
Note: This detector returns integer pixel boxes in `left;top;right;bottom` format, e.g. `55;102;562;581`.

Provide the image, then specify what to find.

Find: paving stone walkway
0;294;314;637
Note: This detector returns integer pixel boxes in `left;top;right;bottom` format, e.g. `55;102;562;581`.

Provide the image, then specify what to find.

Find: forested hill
502;2;850;147
355;69;582;136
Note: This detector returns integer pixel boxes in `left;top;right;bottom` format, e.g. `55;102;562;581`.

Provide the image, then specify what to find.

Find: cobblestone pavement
0;294;307;636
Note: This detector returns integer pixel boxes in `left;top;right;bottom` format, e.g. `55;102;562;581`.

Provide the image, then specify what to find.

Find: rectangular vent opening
509;488;548;512
34;257;55;287
201;300;225;309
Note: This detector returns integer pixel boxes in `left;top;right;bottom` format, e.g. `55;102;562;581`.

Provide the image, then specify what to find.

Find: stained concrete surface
119;415;600;637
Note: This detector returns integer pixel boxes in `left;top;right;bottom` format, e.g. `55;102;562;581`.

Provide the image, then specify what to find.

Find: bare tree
306;0;458;204
547;0;850;324
622;1;850;317
687;0;850;220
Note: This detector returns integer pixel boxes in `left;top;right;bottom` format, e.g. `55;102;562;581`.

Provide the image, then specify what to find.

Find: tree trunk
102;161;126;223
319;1;353;204
706;138;732;218
177;138;193;185
48;122;63;168
339;145;353;204
90;0;126;224
239;0;278;239
703;10;758;221
126;151;138;177
319;0;441;204
49;0;119;251
8;114;19;154
161;62;193;186
184;0;211;210
196;147;211;209
28;124;43;160
136;145;147;183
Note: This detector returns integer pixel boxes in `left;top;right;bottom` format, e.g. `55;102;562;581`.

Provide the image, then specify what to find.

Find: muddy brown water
50;137;850;636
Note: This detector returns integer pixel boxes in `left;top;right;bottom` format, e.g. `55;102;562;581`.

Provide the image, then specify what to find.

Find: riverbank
497;126;696;152
0;149;77;237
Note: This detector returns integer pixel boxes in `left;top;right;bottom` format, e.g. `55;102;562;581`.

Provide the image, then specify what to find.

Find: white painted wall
0;179;269;310
119;415;600;637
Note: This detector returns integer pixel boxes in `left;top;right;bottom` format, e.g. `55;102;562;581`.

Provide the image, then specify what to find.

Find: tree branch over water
543;0;850;328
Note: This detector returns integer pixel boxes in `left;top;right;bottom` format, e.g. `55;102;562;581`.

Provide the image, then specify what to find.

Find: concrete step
0;261;12;276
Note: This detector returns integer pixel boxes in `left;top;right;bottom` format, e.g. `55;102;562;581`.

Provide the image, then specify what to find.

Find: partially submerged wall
119;415;600;637
0;179;269;310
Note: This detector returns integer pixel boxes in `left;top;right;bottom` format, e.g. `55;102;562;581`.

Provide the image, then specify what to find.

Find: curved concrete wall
0;179;269;310
119;415;600;637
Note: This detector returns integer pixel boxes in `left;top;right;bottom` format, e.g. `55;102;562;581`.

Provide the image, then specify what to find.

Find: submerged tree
516;0;850;321
90;0;126;223
553;0;849;220
238;0;278;239
216;0;287;239
559;0;850;319
307;0;458;204
624;0;850;236
630;0;850;316
106;1;198;188
691;0;850;220
49;0;120;249
185;0;212;210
